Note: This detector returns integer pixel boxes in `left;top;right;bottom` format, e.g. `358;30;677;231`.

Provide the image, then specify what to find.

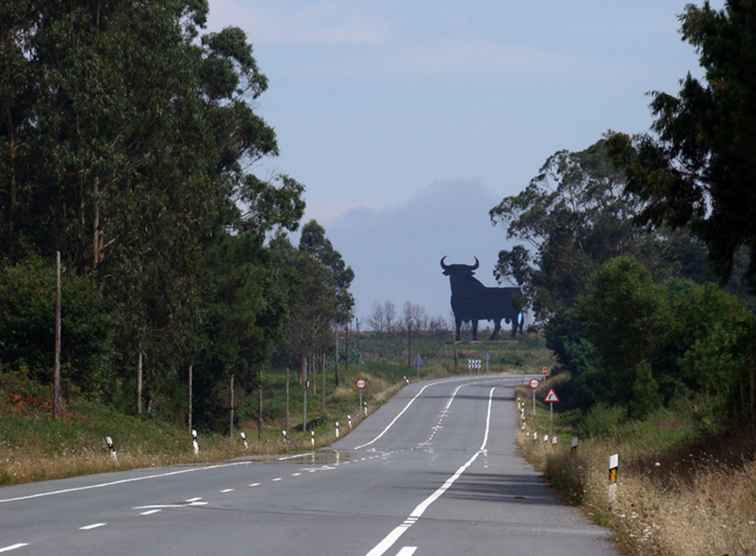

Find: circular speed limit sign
529;378;539;390
354;377;368;391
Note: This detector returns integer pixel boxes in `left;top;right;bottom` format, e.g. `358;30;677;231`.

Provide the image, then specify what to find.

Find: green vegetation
494;4;756;555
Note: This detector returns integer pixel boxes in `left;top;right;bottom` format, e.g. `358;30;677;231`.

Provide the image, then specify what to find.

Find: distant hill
326;180;513;322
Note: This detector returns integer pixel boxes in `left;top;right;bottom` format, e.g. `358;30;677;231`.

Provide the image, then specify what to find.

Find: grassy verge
1;333;551;486
514;379;756;556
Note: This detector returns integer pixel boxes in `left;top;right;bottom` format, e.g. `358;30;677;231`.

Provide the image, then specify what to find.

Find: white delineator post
608;453;619;507
335;422;340;439
571;436;579;454
192;429;199;456
363;400;368;417
240;431;248;450
347;415;352;430
105;436;118;464
310;430;315;449
282;429;288;451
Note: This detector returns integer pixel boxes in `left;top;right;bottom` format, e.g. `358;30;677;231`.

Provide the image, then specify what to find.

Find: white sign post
608;453;619;507
529;378;539;419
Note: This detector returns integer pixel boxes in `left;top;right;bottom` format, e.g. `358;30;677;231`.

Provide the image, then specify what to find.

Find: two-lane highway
0;375;617;555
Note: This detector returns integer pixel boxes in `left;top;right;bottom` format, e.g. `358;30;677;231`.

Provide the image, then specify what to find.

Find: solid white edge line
185;497;203;502
354;377;483;450
79;522;107;531
249;482;261;487
220;488;234;493
0;462;253;504
396;547;418;556
0;544;29;553
140;509;161;516
272;477;282;482
364;387;496;556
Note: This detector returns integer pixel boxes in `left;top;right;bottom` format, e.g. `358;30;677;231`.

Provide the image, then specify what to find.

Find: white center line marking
185;497;203;503
140;509;161;516
291;472;302;477
249;482;261;487
79;523;107;531
364;387;496;556
0;462;253;504
220;488;234;493
272;477;282;482
0;544;29;553
396;547;418;556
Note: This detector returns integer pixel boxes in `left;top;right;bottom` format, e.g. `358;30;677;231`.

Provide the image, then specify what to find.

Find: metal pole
532;389;536;420
550;402;553;438
285;367;290;432
359;390;363;413
53;251;61;419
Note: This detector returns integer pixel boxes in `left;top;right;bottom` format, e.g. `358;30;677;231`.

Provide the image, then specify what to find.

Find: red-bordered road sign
528;378;539;390
544;388;560;403
542;367;550;376
354;377;368;391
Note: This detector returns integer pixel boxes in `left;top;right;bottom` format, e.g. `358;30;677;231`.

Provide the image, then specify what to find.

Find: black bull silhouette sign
441;257;524;341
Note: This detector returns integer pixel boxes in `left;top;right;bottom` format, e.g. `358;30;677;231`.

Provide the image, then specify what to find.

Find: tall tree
607;1;756;291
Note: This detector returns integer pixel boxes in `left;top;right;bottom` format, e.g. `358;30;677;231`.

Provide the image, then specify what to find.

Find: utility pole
52;251;62;419
285;367;290;432
303;357;308;432
188;363;193;433
229;374;235;437
137;347;143;415
257;371;263;441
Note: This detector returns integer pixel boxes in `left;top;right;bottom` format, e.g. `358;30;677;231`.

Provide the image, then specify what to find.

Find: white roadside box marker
608;453;619;506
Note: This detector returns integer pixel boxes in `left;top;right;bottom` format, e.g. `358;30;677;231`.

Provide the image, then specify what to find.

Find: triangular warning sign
544;388;560;403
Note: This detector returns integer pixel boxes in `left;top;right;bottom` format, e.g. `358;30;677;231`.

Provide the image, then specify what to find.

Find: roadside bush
578;403;626;438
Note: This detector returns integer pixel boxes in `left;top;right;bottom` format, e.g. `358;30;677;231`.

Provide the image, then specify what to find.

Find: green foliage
577;403;627;438
0;257;110;392
607;2;756;291
629;361;661;419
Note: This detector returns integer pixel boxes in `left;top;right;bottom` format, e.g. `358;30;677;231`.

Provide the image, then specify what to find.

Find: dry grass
515;393;756;556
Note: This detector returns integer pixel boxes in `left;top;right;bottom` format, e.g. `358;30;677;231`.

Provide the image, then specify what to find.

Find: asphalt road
0;374;617;555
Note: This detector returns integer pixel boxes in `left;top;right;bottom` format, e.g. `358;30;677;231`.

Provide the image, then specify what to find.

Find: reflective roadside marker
347;415;352;429
105;436;118;464
335;422;340;439
310;430;315;448
608;453;619;506
192;429;199;456
240;431;248;450
571;436;579;453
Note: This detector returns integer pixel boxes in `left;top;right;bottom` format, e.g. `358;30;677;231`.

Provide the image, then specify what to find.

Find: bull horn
471;257;479;270
440;256;450;270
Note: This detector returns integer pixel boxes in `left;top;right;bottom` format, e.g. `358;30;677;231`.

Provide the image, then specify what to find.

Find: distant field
0;332;551;485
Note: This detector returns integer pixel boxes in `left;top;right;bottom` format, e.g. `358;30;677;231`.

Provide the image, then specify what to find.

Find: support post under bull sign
440;257;524;341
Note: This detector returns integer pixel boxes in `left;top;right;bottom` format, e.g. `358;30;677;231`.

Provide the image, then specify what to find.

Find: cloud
207;0;389;46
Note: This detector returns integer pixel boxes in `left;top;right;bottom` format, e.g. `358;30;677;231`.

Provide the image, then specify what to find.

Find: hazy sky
207;1;716;226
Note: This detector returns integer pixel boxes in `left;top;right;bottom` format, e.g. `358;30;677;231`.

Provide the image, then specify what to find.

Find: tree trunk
53;251;62;419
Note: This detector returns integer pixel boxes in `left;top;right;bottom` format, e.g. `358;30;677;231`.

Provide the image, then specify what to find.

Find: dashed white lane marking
185;497;203;503
79;523;107;531
140;509;161;516
220;488;234;493
0;461;253;504
249;482;261;487
396;547;418;556
272;477;282;482
364;387;497;556
0;544;29;553
291;472;302;477
133;501;207;509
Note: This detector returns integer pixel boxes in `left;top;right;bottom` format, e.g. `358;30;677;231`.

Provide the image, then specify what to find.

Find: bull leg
472;320;479;341
455;318;462;342
510;316;517;338
490;319;501;340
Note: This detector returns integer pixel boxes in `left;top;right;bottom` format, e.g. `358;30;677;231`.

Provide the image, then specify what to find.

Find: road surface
0;374;617;555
